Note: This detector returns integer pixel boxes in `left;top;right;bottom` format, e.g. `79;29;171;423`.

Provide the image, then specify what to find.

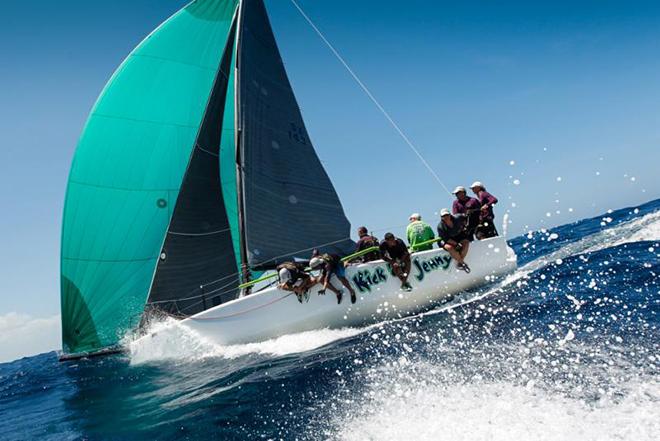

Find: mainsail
237;0;353;269
61;0;353;357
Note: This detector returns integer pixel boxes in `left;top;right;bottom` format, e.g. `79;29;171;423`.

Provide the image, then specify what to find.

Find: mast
234;0;251;292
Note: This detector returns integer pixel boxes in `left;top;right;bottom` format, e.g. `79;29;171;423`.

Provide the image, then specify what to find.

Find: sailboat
60;0;516;360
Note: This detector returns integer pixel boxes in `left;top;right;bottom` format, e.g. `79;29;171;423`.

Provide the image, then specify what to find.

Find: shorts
331;264;346;278
393;257;410;272
452;231;471;243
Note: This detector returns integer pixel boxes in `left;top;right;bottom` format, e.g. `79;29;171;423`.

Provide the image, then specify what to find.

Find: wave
516;208;660;277
128;318;364;365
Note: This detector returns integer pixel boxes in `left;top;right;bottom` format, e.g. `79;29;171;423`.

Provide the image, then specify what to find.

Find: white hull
142;237;516;347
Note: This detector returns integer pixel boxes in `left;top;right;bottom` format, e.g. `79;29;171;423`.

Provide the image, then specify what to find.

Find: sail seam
91;113;198;129
62;256;155;263
68;180;179;193
131;53;218;71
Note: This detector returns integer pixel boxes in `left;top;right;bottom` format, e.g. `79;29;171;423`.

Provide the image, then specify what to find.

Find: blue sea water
1;200;658;440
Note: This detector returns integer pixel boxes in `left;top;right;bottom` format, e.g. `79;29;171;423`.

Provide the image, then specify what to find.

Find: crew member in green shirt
406;213;435;251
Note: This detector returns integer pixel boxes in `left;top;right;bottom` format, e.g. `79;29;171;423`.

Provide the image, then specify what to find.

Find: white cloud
0;312;61;363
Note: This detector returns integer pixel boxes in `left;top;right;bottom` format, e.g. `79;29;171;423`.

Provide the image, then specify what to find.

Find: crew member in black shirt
437;208;471;273
379;232;413;291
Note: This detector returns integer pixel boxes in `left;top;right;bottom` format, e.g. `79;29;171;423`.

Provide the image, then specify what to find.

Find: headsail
61;0;239;355
237;0;353;269
146;18;239;316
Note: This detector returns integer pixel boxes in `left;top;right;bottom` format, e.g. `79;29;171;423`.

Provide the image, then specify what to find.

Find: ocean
1;200;658;440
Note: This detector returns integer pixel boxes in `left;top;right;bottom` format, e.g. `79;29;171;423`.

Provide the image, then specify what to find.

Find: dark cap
384;232;395;240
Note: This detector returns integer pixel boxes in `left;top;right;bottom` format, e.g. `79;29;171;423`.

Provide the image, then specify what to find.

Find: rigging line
168;227;232;237
187;293;294;321
148;276;238;305
289;0;451;195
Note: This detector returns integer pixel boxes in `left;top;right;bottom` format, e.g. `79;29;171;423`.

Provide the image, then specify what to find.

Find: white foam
128;318;364;365
335;374;659;441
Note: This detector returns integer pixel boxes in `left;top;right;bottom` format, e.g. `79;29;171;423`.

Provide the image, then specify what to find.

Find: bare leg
392;264;406;283
443;243;464;264
389;262;402;281
459;240;470;260
298;277;318;294
339;277;357;303
326;282;342;296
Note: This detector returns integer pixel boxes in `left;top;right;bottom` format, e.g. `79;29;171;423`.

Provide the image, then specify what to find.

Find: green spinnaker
61;0;239;355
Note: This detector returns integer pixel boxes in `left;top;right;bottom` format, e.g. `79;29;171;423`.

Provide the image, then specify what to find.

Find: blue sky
0;0;658;357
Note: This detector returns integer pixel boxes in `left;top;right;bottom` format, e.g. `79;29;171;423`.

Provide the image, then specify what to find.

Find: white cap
278;268;292;283
470;181;484;189
440;208;451;217
409;213;421;221
452;186;466;194
309;257;324;269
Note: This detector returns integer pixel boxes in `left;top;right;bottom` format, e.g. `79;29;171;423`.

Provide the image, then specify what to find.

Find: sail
237;0;354;269
146;20;240;316
60;0;239;355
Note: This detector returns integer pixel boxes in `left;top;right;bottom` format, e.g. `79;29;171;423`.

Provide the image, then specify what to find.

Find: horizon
1;0;659;362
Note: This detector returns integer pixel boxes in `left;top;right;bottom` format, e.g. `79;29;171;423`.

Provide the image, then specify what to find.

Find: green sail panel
61;0;239;355
219;42;242;276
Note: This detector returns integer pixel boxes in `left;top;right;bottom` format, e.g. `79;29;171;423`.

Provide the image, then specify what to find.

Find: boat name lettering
351;267;388;293
413;255;452;281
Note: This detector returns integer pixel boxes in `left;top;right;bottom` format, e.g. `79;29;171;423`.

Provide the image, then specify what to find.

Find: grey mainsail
236;0;354;270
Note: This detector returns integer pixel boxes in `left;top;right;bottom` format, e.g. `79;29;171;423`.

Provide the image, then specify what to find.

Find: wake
128;319;364;365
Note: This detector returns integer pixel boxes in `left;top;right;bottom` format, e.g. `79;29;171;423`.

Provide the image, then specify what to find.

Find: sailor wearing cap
437;209;471;273
470;181;499;239
451;185;481;239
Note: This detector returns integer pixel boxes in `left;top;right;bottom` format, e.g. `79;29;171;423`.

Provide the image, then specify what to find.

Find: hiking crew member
309;253;357;304
470;181;499;239
354;226;380;263
277;262;317;302
437;209;471;273
451;186;481;239
406;213;435;251
379;232;413;291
